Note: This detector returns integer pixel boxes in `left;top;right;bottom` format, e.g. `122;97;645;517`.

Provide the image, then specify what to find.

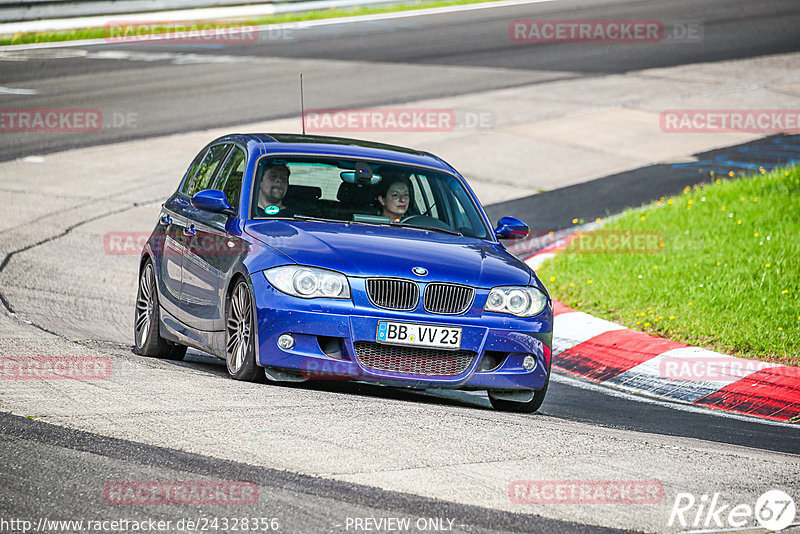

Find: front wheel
489;385;548;413
225;279;264;382
133;259;186;360
488;368;549;413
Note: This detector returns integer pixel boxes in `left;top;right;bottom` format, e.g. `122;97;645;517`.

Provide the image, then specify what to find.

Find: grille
423;283;475;315
366;278;419;311
354;342;475;376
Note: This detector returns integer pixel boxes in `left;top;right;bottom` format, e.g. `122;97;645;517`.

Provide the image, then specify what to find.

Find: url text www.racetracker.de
0;516;281;533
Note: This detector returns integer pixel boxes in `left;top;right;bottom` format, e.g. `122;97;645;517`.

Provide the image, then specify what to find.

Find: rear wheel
225;279;264;382
134;260;186;360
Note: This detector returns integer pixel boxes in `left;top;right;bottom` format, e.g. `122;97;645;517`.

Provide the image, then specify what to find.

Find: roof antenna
299;73;306;135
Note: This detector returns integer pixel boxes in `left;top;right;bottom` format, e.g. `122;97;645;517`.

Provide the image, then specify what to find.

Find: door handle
183;225;196;237
160;214;172;225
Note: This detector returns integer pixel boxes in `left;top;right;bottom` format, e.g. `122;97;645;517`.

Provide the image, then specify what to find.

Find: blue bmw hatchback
134;134;553;412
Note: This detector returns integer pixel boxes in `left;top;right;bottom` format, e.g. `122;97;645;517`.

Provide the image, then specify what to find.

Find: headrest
284;185;321;203
337;182;376;206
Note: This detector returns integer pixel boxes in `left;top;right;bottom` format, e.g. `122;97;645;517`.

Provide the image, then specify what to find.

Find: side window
186;144;230;197
180;148;207;195
213;146;246;208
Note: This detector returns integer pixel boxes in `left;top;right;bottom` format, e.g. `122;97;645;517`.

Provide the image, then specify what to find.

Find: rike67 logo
668;489;796;532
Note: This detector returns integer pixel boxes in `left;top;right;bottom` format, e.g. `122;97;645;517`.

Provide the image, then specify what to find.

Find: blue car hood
245;220;532;288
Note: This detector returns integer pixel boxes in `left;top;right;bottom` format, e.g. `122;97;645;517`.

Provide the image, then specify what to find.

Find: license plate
376;321;462;350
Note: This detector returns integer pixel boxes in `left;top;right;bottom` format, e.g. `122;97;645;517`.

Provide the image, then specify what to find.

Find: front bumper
250;274;552;391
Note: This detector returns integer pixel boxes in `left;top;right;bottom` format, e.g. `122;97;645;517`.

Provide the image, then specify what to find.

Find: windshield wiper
289;214;346;223
391;222;462;236
290;215;384;228
288;215;462;236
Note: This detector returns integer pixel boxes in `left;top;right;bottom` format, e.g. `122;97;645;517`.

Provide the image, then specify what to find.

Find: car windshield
250;156;490;239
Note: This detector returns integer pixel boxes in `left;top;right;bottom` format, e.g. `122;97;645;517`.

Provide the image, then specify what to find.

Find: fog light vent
479;351;508;372
318;336;343;359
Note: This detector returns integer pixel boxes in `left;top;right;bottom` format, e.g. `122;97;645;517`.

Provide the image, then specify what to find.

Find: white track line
1;0;555;51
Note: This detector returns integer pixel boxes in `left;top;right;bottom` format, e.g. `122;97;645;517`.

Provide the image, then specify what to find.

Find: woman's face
380;182;410;221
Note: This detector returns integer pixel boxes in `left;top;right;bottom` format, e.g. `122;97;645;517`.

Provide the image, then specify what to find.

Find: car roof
211;133;458;174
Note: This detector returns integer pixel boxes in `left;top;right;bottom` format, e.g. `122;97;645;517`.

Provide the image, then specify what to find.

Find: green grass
538;165;800;366
0;0;498;46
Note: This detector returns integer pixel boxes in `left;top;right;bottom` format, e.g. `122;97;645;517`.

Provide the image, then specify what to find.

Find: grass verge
537;165;800;366
1;0;500;46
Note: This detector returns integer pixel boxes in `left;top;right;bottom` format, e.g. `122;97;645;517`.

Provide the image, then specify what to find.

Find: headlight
265;266;350;299
484;286;547;317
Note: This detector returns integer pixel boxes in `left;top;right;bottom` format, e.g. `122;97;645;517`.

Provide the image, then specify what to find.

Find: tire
488;368;550;413
134;259;186;361
225;279;264;382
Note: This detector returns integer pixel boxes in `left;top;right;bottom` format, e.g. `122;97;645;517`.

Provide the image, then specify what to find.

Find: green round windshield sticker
264;205;280;215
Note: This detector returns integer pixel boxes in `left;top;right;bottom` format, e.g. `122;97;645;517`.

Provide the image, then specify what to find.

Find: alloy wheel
135;263;155;349
226;283;252;374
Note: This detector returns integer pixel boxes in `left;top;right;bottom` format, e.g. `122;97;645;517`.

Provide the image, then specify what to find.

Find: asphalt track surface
485;134;800;232
1;0;800;160
1;411;626;534
1;0;800;532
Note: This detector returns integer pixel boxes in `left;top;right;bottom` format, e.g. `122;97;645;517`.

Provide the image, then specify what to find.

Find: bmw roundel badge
412;267;428;276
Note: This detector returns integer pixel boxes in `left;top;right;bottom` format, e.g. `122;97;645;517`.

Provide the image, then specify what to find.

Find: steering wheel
400;215;454;232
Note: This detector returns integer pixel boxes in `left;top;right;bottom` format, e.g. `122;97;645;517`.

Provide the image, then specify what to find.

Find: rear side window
185;144;230;197
213;146;246;208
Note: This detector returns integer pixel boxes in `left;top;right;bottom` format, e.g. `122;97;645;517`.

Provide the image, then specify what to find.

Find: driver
256;163;294;217
377;178;410;223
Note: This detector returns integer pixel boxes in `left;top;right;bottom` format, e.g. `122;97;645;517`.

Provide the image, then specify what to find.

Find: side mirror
191;189;235;216
494;216;529;240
